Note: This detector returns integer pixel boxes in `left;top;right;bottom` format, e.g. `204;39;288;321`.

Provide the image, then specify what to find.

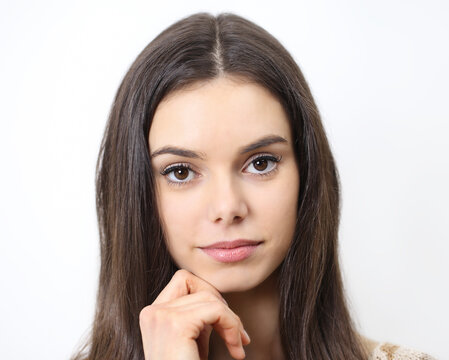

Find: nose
207;174;248;225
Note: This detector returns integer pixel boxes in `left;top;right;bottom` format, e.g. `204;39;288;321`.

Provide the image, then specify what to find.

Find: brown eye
245;154;281;175
174;168;189;180
253;158;268;171
161;164;197;186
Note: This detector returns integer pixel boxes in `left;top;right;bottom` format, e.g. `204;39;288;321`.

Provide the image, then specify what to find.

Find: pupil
254;159;267;171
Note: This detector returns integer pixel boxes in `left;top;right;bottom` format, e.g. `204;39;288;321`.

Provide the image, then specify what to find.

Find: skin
143;75;300;359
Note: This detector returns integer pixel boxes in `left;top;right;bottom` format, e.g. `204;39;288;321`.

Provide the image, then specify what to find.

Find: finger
241;328;251;345
153;269;226;305
155;298;246;345
160;291;249;346
154;291;249;355
197;324;213;360
161;290;228;308
161;292;248;344
170;300;246;360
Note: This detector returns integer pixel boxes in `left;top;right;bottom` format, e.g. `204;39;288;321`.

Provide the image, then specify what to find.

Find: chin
196;267;269;294
214;280;257;294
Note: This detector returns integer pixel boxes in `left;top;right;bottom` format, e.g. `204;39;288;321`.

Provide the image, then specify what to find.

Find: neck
209;269;285;360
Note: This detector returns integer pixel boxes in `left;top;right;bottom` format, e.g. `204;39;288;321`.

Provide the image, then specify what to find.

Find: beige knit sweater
370;342;436;360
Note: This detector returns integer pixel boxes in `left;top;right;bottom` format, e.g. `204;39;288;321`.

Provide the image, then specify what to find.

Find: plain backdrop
1;0;448;359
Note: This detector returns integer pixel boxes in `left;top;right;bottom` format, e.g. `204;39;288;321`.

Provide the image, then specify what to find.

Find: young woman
71;12;435;360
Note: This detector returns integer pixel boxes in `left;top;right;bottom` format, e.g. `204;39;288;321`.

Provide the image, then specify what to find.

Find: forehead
148;76;292;153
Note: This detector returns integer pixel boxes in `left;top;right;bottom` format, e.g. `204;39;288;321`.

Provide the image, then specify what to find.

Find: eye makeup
159;153;282;188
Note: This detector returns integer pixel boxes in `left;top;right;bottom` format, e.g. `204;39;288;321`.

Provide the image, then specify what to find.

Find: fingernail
243;329;251;342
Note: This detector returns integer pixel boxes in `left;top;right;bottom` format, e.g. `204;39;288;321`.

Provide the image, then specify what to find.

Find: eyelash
160;153;282;188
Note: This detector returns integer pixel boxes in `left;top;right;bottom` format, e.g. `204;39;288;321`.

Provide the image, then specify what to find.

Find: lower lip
201;245;260;263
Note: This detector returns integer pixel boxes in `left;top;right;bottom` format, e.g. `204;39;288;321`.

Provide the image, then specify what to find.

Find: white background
1;1;448;359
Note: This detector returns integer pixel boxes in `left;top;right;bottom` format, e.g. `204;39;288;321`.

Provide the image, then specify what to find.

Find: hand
139;269;251;360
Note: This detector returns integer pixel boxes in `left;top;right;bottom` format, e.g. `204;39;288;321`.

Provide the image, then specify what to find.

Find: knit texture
370;343;437;360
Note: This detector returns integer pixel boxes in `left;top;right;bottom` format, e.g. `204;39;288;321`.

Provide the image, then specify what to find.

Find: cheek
260;172;299;243
268;191;297;227
247;183;297;244
158;191;201;248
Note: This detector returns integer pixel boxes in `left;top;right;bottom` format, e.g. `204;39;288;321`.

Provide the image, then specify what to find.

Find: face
149;76;300;293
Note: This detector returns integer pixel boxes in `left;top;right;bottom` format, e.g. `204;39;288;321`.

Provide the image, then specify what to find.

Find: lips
201;239;263;249
200;239;263;263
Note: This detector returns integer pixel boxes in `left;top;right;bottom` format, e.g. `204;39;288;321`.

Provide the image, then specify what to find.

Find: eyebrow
150;134;288;160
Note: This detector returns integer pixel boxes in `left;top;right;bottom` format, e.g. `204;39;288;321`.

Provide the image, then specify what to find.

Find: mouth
199;239;263;263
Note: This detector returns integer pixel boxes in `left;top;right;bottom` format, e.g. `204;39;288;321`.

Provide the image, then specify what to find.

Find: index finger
152;269;226;305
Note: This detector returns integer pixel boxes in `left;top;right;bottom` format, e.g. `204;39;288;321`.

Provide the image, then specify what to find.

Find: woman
72;12;434;360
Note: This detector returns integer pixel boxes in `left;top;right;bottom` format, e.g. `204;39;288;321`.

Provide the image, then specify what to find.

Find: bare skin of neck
209;269;286;360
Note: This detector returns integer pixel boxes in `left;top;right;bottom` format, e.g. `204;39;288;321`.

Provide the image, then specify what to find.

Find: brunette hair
72;12;368;360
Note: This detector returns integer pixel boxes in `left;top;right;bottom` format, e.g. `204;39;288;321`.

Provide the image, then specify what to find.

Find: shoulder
369;342;437;360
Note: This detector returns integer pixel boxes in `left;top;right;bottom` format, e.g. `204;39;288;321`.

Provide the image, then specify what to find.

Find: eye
244;154;282;176
160;154;282;187
160;163;198;186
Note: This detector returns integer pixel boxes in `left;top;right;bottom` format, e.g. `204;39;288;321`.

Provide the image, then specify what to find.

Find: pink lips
200;240;262;263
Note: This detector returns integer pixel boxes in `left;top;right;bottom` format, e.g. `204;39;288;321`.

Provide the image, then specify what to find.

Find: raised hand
139;269;251;360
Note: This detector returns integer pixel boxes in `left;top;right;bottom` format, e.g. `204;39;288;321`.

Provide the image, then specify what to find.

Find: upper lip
201;240;262;249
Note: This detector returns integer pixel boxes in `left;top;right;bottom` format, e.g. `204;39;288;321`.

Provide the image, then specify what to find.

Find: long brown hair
71;12;368;360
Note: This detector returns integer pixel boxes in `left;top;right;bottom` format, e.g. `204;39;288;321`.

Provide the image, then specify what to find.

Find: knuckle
139;305;155;324
173;269;197;295
139;305;152;323
234;313;242;324
224;326;242;347
211;299;227;313
167;312;183;332
173;269;190;280
139;305;163;327
198;290;219;302
139;306;185;338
